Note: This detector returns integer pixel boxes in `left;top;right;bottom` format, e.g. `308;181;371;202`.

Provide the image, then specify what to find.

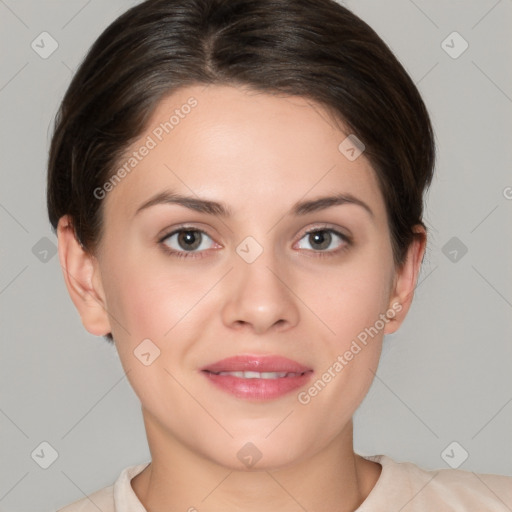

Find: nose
220;245;300;335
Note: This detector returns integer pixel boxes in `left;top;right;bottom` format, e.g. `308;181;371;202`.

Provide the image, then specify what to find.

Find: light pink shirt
58;454;512;511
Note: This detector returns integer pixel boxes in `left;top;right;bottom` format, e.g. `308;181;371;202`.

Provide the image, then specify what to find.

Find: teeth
215;371;301;379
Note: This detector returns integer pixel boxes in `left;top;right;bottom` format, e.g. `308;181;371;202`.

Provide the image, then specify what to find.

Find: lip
201;355;311;374
200;355;313;401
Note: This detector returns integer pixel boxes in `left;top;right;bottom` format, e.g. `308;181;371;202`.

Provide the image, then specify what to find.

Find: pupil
179;230;200;250
311;231;330;250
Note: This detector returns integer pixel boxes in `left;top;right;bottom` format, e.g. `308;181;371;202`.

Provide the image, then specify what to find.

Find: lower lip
202;371;313;400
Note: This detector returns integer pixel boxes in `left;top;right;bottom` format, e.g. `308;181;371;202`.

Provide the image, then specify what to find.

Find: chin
196;433;313;472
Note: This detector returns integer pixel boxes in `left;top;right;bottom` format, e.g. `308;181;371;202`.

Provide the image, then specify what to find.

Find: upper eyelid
302;225;350;239
158;225;212;241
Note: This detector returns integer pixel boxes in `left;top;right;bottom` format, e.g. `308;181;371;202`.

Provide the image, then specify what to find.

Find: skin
57;84;426;511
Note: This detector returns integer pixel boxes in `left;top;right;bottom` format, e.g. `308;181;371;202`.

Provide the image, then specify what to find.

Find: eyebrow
134;190;374;219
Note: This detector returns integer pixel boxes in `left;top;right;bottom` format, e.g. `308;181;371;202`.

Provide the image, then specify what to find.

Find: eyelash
158;225;352;260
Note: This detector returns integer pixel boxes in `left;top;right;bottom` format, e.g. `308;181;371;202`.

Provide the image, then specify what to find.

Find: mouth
206;370;307;379
200;355;313;400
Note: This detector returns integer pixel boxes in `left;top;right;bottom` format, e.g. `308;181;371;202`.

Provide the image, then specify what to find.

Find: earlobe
57;215;112;336
384;226;427;335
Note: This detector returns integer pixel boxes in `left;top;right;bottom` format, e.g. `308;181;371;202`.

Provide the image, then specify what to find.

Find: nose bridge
220;232;300;333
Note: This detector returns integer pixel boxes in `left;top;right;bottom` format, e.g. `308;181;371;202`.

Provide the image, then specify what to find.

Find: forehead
104;84;385;223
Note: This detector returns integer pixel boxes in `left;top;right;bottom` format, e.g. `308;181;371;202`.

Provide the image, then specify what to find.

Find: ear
57;215;112;337
384;225;427;334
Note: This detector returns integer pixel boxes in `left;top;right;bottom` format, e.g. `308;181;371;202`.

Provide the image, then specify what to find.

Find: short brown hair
47;0;435;340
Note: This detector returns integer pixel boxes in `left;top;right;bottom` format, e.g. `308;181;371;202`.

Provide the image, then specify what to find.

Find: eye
159;227;217;259
295;227;350;255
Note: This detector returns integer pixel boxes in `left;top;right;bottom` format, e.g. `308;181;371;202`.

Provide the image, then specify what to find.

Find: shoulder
57;484;114;512
360;454;512;511
57;462;150;512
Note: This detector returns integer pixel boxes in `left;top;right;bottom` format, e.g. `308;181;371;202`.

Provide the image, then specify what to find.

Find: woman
47;0;512;510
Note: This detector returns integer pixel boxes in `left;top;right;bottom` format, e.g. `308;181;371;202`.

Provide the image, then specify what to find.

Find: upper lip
201;355;312;374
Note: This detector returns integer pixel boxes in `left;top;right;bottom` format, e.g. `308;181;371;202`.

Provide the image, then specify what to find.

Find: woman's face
84;84;411;469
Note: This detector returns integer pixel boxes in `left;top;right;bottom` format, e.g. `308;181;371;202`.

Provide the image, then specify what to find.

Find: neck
131;412;382;512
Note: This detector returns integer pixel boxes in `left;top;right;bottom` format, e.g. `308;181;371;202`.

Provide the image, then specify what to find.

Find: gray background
1;1;511;511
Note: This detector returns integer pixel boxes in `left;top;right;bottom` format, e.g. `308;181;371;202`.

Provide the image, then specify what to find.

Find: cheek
302;248;393;417
103;250;207;339
306;256;393;347
103;262;201;407
297;276;388;434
